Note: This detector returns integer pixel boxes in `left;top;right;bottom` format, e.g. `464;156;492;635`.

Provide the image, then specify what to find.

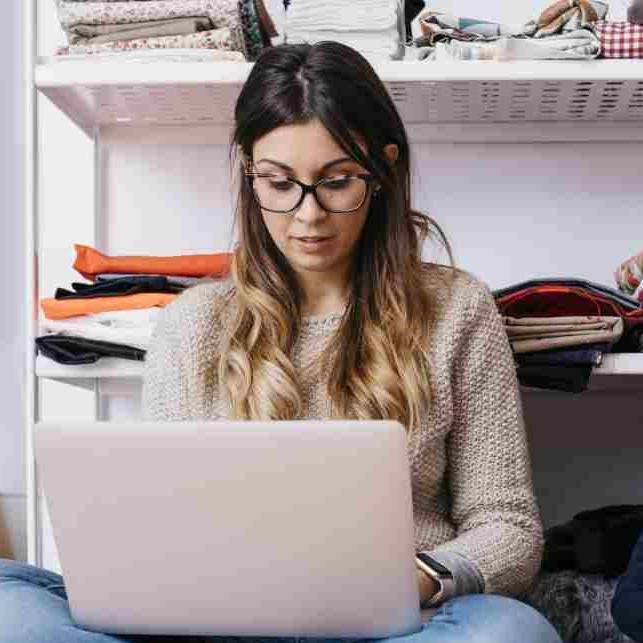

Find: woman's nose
293;191;328;222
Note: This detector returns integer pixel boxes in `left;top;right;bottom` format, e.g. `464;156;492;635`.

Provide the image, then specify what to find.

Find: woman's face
250;118;375;282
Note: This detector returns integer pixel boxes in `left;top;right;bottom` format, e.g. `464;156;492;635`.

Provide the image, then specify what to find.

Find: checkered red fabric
594;20;643;58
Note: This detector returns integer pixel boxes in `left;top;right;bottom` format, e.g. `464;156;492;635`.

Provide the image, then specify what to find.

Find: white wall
5;0;643;566
0;0;27;561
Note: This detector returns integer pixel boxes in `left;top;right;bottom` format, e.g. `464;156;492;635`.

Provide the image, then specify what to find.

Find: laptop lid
35;420;421;639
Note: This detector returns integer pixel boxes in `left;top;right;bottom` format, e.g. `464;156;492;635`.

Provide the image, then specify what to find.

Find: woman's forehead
252;119;367;171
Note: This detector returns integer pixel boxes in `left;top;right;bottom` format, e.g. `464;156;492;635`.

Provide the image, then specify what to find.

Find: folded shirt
286;0;401;31
55;276;185;300
81;308;162;327
41;292;177;320
58;28;244;56
73;244;232;280
504;316;623;353
66;17;214;45
96;273;203;287
36;335;146;365
57;0;240;30
41;317;155;351
515;345;607;367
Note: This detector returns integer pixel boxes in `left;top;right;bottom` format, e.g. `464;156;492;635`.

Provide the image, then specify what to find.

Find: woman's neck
297;267;351;317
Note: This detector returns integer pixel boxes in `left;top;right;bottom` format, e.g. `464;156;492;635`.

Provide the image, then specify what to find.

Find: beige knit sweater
143;267;543;599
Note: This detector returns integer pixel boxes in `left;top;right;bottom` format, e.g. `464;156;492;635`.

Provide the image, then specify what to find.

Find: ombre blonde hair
219;42;455;434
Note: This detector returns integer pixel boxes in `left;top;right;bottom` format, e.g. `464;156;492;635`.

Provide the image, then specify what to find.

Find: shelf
35;59;643;142
36;353;643;393
36;355;144;391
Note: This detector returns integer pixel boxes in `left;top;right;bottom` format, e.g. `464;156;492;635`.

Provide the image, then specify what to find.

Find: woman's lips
293;236;335;251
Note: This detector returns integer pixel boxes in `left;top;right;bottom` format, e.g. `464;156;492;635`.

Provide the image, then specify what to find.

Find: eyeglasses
245;172;379;214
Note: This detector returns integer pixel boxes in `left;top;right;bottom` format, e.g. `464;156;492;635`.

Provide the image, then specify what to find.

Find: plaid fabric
594;20;643;58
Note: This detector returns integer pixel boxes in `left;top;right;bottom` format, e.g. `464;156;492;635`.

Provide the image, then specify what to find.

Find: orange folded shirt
73;244;233;281
40;293;177;320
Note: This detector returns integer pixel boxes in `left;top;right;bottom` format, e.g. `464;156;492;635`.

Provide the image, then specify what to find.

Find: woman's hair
221;41;454;433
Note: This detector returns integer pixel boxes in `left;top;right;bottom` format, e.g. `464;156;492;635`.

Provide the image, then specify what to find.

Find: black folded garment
55;276;185;300
405;0;426;39
517;363;593;393
516;344;608;368
36;335;146;365
543;505;643;577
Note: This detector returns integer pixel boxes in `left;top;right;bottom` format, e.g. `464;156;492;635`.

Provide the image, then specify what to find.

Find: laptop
34;420;422;639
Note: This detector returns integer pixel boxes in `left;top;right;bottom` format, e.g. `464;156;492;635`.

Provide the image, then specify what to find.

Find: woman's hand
416;568;440;606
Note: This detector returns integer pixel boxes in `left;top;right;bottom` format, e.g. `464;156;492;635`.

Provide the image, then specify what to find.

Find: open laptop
34;420;422;639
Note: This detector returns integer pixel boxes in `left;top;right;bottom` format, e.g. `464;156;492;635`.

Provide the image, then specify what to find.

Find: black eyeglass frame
245;171;380;214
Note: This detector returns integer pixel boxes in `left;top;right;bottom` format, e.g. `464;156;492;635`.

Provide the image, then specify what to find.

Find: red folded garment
495;285;643;333
594;21;643;58
73;244;233;281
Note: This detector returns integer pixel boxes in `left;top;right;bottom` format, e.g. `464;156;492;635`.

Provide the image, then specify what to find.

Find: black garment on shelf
405;0;425;40
517;363;593;393
36;335;146;365
516;344;608;368
54;276;185;300
543;505;643;577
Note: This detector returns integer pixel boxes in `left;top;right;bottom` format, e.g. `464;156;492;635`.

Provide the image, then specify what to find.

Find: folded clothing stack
285;0;406;61
37;244;233;365
615;249;643;302
55;0;277;60
494;277;643;393
412;0;605;62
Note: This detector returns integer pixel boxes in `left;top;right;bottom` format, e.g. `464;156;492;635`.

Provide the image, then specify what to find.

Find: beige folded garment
505;315;615;337
506;321;613;338
67;17;213;45
505;315;610;327
506;316;623;354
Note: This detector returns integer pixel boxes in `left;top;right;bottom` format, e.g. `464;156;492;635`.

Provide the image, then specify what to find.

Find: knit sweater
142;267;543;599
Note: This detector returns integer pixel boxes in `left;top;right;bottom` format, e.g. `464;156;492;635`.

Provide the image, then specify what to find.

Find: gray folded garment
504;316;624;354
66;16;213;44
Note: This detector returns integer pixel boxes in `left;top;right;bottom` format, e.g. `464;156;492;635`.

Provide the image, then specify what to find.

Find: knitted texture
143;267;543;597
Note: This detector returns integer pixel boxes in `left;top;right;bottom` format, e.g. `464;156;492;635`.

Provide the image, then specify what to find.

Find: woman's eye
324;176;352;190
268;179;293;191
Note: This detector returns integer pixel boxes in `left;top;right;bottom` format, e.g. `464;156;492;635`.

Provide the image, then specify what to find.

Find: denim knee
458;595;562;643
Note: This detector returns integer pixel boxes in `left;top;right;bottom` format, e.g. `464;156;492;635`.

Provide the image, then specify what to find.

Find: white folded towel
287;0;400;31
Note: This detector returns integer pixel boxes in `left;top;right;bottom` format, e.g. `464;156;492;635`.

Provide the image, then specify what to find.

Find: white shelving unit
28;38;643;569
35;59;643;142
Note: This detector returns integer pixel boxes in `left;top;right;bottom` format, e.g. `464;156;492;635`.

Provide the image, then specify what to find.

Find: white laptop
34;420;421;639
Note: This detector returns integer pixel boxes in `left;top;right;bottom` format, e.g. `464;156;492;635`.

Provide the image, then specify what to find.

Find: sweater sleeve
612;531;643;640
142;299;191;421
429;278;544;597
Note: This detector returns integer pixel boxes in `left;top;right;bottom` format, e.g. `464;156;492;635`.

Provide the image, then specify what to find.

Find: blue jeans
0;559;561;643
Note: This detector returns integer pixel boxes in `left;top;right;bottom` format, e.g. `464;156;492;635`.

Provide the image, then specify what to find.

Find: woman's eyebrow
254;157;356;172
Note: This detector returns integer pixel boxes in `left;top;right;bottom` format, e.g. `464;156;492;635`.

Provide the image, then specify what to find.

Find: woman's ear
383;143;399;165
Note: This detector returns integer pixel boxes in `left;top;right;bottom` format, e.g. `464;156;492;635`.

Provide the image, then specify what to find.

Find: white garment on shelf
285;0;405;60
40;310;159;351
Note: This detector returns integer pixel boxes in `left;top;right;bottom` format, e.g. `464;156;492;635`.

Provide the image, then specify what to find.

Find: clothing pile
525;505;643;642
284;0;406;60
411;0;606;62
54;0;277;60
37;244;232;365
615;249;643;303
493;278;643;393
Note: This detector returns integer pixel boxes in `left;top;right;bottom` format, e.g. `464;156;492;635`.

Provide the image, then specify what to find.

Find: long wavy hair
221;41;454;433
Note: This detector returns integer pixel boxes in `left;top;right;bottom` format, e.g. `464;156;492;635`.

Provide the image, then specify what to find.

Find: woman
0;42;560;642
